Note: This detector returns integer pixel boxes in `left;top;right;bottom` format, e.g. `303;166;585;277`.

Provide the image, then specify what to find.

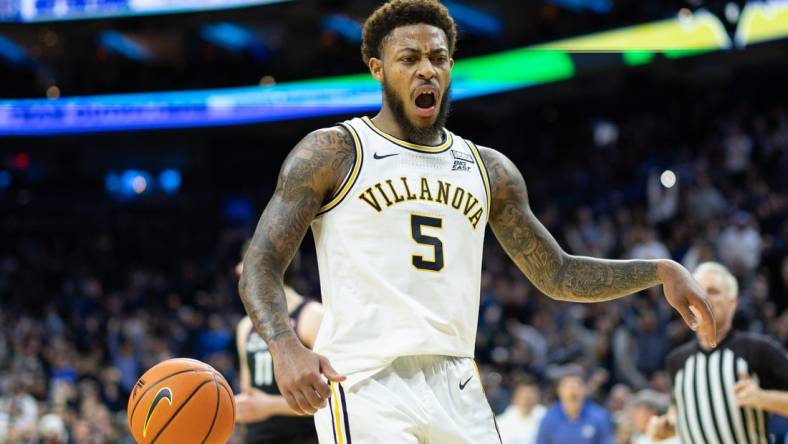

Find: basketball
127;358;235;444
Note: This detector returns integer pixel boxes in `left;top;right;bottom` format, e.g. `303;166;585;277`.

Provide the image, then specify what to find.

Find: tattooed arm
481;147;717;345
239;126;351;414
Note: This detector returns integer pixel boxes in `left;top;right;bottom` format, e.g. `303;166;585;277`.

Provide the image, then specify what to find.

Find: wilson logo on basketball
143;387;173;438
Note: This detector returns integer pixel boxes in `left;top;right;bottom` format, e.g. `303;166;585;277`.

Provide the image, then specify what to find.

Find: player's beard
382;79;451;146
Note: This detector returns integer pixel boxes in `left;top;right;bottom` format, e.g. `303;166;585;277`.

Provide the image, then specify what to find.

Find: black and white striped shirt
667;331;788;444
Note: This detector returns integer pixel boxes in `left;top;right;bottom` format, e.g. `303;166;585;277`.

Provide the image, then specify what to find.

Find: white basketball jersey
311;116;490;387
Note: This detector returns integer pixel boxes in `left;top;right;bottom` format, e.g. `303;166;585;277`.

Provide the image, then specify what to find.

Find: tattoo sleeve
481;147;660;302
239;126;355;345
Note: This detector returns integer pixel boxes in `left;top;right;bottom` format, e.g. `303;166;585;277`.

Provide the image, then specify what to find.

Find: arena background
0;0;787;442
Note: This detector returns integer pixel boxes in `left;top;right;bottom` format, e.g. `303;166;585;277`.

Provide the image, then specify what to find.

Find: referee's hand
269;334;346;415
658;260;717;347
734;373;762;408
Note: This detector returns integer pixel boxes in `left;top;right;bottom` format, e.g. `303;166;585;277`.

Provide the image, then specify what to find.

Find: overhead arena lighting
0;50;574;135
0;6;777;136
0;0;294;23
735;1;788;47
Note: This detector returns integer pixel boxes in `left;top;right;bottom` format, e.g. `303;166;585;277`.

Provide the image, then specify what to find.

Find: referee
650;262;788;443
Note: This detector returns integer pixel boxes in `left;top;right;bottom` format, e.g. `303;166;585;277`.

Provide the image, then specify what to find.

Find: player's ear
369;57;384;82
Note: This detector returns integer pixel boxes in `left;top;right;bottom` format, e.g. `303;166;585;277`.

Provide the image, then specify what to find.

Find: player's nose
416;59;437;80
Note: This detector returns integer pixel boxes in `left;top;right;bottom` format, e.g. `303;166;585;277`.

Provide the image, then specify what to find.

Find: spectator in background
724;124;753;185
717;211;762;280
629;390;669;444
535;367;615;444
681;239;717;275
0;376;38;443
627;226;670;261
498;377;546;444
37;413;67;444
684;171;727;224
565;207;615;258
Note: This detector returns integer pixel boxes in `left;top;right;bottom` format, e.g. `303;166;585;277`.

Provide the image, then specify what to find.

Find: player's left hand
235;389;277;423
734;373;763;408
658;260;717;347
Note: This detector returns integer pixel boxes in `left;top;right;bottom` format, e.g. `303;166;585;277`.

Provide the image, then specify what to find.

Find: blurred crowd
1;92;787;443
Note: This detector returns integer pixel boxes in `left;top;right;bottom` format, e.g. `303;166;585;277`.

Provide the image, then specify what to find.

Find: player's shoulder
471;144;502;165
281;125;357;185
468;144;526;199
295;125;355;156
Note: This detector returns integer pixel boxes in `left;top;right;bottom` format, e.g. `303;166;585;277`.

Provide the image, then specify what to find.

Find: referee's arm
734;380;788;416
736;336;788;416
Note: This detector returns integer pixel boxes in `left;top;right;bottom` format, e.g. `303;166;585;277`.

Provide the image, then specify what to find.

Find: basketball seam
129;369;213;422
150;379;214;444
200;375;220;444
216;376;235;420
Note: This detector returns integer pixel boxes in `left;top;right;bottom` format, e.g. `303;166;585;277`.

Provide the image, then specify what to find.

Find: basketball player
239;1;716;442
235;249;323;444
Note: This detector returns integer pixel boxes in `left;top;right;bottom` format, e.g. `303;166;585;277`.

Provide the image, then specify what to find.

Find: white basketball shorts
314;355;502;444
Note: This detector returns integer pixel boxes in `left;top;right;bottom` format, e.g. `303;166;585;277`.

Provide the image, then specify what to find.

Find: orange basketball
127;358;235;444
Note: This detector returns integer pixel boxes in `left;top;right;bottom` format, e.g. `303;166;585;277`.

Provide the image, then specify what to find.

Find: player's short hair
693;261;738;300
361;0;457;64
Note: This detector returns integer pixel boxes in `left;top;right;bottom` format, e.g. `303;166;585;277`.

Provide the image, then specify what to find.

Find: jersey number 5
411;214;444;271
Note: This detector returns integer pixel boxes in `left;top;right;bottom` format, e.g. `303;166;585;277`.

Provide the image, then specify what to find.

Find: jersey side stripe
330;383;345;444
465;141;491;216
318;123;364;215
329;395;338;444
338;383;352;444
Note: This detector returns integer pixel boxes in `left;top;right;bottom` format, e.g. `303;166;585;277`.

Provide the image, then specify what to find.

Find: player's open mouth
413;87;438;117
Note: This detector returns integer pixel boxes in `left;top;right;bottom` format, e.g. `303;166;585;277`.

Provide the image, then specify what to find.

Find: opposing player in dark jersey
235;250;323;444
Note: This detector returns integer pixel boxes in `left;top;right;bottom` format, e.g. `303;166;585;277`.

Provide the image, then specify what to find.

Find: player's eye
400;56;415;63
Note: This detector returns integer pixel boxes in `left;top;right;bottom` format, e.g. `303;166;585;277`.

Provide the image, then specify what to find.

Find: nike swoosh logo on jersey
373;152;399;160
459;376;472;390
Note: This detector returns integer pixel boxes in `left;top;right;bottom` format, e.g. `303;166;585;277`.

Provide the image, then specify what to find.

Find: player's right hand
269;334;345;415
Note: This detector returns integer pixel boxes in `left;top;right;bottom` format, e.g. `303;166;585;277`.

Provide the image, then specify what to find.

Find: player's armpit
481;146;661;302
239;126;355;346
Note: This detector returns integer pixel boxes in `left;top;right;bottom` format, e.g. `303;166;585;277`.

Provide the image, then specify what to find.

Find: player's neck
370;109;443;146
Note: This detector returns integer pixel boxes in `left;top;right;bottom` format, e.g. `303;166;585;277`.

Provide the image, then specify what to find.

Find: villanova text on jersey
357;177;485;229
